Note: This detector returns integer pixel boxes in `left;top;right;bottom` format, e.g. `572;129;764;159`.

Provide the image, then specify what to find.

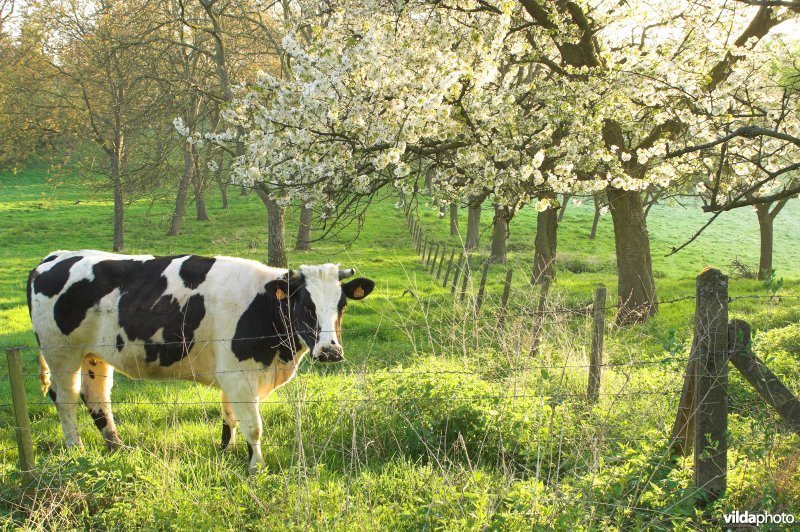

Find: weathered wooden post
7;348;35;483
442;250;456;287
693;268;729;502
587;286;607;404
451;252;465;296
529;281;551;356
436;247;448;279
475;260;491;313
459;255;471;302
421;236;428;263
728;319;800;435
497;269;513;328
428;243;438;270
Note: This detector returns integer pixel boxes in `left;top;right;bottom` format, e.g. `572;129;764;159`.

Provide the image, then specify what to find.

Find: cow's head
272;264;374;362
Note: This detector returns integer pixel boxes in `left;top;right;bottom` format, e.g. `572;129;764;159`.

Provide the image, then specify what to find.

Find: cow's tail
28;267;50;396
38;353;51;397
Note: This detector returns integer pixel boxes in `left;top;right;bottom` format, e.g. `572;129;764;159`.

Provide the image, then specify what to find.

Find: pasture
1;163;799;529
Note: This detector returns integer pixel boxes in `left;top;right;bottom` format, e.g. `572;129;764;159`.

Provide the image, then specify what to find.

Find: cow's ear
342;278;375;300
267;279;290;301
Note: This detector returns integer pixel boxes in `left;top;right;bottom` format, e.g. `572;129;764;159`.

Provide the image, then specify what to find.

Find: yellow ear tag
353;287;365;298
276;287;287;300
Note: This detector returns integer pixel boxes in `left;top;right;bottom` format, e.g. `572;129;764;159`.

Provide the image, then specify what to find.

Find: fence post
421;236;428;263
436;247;447;279
588;286;606;404
459;255;471;302
442;249;456;287
7;348;35;483
728;319;800;435
475;260;491;313
693;268;729;503
497;269;513;328
451;252;465;296
428;243;438;270
529;281;551;357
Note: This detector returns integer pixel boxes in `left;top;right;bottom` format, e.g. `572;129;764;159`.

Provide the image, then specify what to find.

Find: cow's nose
315;344;344;363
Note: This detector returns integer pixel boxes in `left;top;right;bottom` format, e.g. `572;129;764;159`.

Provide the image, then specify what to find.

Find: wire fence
3;220;800;527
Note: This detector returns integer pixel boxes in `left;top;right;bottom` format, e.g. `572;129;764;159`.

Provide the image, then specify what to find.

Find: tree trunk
195;185;209;221
449;203;459;236
465;195;484;250
193;147;209;222
296;204;312;251
755;203;774;281
111;148;124;252
255;188;287;267
532;203;558;285
490;206;510;263
558;194;571;222
167;143;194;236
590;193;602;240
218;179;229;209
424;170;433;195
607;187;658;324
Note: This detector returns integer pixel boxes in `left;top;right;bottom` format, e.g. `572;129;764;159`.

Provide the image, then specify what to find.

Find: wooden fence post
459;255;471;302
693;268;729;502
728;319;800;435
475;260;491;313
588;286;607;404
7;348;35;483
451;252;465;296
428;243;438;270
442;250;456;287
436;247;447;279
497;269;513;328
529;281;550;356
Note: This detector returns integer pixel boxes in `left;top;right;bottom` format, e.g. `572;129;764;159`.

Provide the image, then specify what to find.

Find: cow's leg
47;352;83;448
225;390;263;474
80;355;123;450
220;391;238;451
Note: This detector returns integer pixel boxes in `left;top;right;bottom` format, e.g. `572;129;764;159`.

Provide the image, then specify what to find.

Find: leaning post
7;347;35;483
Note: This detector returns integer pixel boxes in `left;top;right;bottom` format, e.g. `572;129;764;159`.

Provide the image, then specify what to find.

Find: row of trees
2;0;798;325
222;0;799;323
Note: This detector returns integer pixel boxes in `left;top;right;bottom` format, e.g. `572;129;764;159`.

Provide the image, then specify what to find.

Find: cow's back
28;251;286;381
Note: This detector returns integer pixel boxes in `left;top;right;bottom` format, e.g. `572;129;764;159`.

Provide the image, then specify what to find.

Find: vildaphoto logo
723;510;796;526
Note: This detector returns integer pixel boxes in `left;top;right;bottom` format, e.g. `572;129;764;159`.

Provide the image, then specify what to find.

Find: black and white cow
27;250;374;473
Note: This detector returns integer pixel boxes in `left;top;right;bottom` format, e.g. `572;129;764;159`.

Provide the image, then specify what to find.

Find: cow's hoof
248;463;265;476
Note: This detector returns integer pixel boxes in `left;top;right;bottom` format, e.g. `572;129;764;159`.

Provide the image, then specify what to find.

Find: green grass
1;162;799;529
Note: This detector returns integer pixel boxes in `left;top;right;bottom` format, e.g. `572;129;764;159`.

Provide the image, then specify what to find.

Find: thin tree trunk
466;194;485;250
255;188;287;267
590;193;602;240
218;170;229;209
607;187;657;324
755;201;787;281
111;145;124;252
167;143;194;236
532;202;558;285
424;167;433;195
558;194;571;222
296;204;312;251
193;147;209;221
450;203;459;236
490;206;510;263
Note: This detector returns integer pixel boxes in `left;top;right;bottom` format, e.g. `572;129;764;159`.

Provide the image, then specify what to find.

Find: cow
27;250;374;473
